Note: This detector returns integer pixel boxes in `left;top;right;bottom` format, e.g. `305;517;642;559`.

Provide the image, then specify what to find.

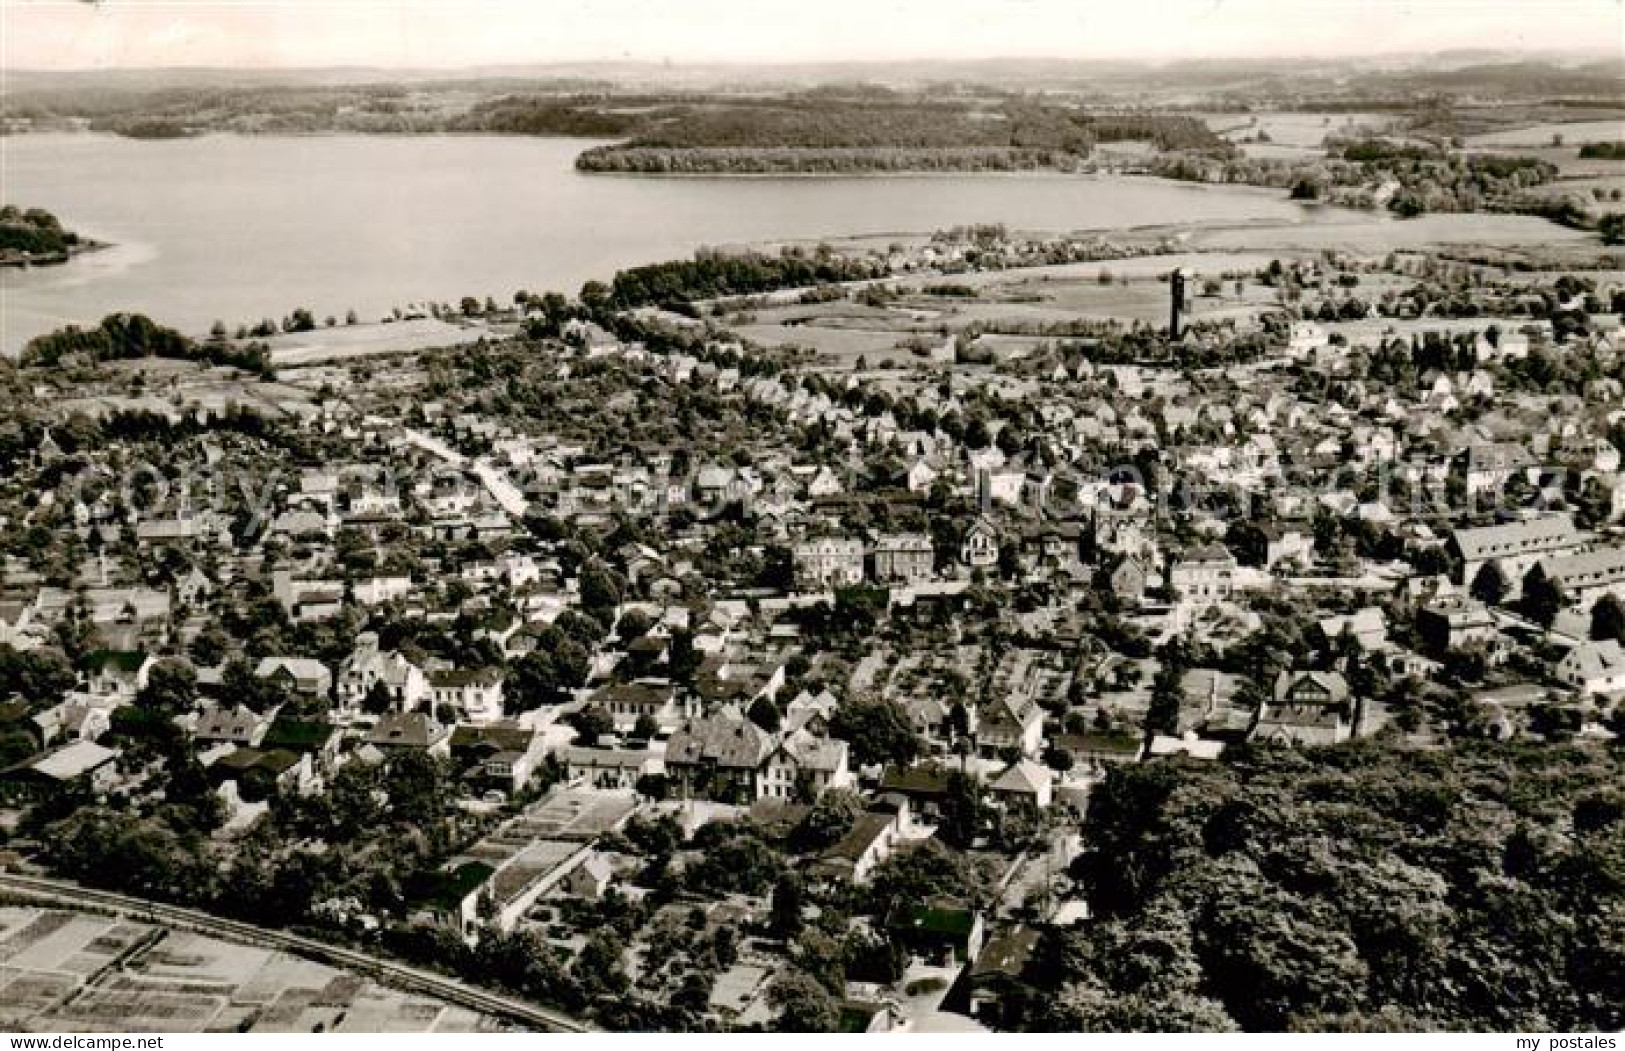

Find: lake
1;133;1337;354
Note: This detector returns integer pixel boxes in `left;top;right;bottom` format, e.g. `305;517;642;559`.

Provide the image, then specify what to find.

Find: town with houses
1;221;1624;1033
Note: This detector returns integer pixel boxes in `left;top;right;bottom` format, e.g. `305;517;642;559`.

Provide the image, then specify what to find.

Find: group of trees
596;248;888;313
0;205;82;260
1006;742;1625;1032
1146;133;1561;220
1577;142;1625;160
21;312;270;374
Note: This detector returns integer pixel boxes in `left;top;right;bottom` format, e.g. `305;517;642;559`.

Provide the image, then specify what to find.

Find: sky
2;0;1622;71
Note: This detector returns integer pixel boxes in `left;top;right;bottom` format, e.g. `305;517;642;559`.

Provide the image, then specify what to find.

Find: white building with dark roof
1450;514;1586;599
1529;546;1625;610
1555;639;1625;696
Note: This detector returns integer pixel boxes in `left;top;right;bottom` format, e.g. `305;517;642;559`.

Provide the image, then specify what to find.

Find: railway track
0;872;593;1033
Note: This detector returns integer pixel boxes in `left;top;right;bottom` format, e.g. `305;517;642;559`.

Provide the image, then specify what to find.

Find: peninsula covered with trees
573;96;1227;173
0;205;100;267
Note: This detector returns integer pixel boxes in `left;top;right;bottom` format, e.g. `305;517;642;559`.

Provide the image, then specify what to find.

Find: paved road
402;428;531;518
0;872;593;1033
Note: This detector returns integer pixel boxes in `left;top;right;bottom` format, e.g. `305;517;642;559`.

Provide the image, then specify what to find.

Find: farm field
1464;119;1625;148
1204;111;1400;148
1189;211;1599;254
726;202;1619;373
0;907;504;1034
266;317;482;366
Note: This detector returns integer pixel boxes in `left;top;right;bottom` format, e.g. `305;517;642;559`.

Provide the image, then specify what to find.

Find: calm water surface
2;133;1337;353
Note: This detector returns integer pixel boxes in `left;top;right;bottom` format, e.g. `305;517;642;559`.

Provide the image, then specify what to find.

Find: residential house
1108;556;1147;606
562;746;658;790
872;535;935;586
260;717;342;772
1462;442;1536;496
1555;639;1625;695
192;703;274;748
208;747;311;798
255;657;332;700
1287;321;1330;359
978;694;1044;759
988;760;1053;809
364;711;451;755
83;650;153;704
1050;732;1143;776
904;460;938;494
664;713;774;803
31;702;110;746
427;668;506;724
877;764;954;824
968;926;1042;1028
450;724;545;794
589;680;691;736
1;740;119;803
889;898;985;967
1170;546;1237;605
1257;526;1316;571
1316;607;1388;653
807;809;902;886
961;517;1000;570
561;853;617;899
793;538;865;590
338;633;428;712
761;730;853;801
1250;670;1355;746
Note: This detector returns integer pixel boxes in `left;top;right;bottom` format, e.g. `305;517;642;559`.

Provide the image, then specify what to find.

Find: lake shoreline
4;207;1590;361
2;131;1586;357
0;238;112;270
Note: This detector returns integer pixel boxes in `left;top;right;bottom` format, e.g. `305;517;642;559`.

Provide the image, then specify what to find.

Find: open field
51;362;320;421
0;907;502;1034
1204;111;1399;148
730;205;1621;371
1465;119;1625;148
732;265;1274;365
1189;212;1600;255
266;317;484;366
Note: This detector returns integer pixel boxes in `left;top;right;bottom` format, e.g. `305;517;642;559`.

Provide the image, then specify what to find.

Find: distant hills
3;51;1620;97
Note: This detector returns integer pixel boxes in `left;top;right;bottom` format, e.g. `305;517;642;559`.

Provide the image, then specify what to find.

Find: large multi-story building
1527;546;1625;611
1449;514;1586;600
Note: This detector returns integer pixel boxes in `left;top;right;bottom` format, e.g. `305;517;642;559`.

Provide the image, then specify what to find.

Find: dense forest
446;95;654;137
0;205;86;263
1001;742;1624;1032
593;248;890;311
576;99;1230;173
573;145;1080;174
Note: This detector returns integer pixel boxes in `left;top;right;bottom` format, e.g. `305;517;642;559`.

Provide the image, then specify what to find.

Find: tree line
21;312;270;374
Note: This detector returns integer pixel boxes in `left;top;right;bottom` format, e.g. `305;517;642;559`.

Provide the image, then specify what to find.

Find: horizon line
7;48;1622;78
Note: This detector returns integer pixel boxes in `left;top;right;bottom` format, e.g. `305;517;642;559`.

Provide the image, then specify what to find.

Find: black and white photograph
0;0;1622;1040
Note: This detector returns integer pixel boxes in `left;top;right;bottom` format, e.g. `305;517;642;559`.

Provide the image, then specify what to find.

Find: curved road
0;872;593;1033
